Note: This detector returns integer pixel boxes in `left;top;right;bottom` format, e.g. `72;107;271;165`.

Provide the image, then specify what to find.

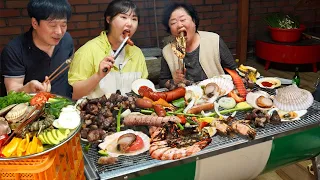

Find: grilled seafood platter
0;92;81;159
74;64;316;165
98;129;150;157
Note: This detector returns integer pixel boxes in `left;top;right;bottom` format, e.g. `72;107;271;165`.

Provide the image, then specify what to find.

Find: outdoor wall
0;0;319;54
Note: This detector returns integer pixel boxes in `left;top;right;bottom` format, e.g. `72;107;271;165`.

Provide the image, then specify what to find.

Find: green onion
117;106;123;132
176;122;184;130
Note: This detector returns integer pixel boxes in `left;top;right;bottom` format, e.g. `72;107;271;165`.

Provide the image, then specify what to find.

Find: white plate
131;79;156;95
268;108;307;122
256;77;281;89
275;77;292;85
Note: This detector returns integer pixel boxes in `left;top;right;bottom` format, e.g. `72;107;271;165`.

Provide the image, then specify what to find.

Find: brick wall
0;0;319;54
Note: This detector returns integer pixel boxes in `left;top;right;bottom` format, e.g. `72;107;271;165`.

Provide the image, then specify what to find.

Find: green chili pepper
84;143;91;152
172;98;185;108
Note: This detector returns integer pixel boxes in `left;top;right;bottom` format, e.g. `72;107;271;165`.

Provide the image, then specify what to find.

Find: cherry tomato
126;135;144;152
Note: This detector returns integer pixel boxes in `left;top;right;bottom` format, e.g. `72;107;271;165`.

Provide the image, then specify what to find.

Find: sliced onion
184;97;195;114
214;102;228;119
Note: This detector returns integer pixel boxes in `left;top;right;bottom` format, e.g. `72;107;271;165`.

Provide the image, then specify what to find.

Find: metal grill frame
82;87;320;180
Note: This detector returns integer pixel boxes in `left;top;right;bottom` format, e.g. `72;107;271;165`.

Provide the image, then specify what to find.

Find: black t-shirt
1;28;74;98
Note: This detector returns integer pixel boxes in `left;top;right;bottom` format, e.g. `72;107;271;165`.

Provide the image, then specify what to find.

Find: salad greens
45;97;73;118
0;91;32;109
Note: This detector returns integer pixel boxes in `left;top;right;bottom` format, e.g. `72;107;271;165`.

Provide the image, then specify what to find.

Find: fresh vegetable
166;111;202;117
0;91;32;109
45;97;73;118
208;102;253;117
98;149;108;156
218;97;236;109
172;97;185;108
84;143;91;152
265;13;300;29
2;137;22;157
117;106;123;132
152;98;172;107
176;122;184;130
174;108;184;113
140;109;154;114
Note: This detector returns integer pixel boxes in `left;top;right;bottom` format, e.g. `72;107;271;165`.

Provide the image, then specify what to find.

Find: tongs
103;36;130;72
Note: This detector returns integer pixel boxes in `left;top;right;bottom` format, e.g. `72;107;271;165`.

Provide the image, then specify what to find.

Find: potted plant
265;13;306;43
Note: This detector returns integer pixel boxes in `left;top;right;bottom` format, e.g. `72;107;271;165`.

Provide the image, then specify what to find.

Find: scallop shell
273;85;313;111
198;75;234;96
0;104;17;116
246;91;273;110
5;103;28;123
185;85;203;100
98;129;150;157
268;108;307;122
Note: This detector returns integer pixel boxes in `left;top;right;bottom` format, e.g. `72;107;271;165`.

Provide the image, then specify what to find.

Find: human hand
97;56;115;79
42;76;51;92
173;69;185;84
25;80;47;93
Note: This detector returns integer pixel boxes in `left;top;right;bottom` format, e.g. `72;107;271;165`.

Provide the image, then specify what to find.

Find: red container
268;24;306;43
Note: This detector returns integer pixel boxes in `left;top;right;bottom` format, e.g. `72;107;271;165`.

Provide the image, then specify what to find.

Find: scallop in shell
5;103;29;123
198;75;234;96
98;129;150;157
273;85;313;111
0;104;17;116
246;91;273;110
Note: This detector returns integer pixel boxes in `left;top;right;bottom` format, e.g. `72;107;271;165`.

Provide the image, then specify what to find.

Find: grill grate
82;87;320;180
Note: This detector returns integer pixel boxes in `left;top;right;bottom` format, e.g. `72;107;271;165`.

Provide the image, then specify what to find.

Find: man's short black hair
162;2;199;33
104;0;140;32
27;0;72;23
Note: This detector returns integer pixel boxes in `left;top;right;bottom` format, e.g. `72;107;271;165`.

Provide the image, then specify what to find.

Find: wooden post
236;0;249;65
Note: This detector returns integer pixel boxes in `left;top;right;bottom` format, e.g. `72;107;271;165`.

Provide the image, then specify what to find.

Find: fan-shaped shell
0;104;17;116
98;129;150;157
198;75;234;96
185;85;203;100
273;85;313;111
5;103;28;123
246;91;273;110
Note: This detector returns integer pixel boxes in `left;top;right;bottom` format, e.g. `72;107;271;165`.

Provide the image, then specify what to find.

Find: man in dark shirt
1;0;73;97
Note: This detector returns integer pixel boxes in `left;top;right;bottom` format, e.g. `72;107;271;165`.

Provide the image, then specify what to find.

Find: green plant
265;13;300;29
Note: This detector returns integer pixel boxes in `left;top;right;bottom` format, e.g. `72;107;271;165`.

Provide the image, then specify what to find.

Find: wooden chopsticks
2;105;43;146
44;58;72;84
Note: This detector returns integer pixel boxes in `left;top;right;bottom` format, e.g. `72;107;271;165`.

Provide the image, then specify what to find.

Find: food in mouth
123;30;134;46
171;31;186;59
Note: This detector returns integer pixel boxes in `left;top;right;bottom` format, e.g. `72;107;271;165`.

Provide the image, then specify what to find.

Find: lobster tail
224;68;247;98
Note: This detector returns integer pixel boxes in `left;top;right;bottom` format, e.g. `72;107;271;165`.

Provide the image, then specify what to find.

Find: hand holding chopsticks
44;58;72;84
